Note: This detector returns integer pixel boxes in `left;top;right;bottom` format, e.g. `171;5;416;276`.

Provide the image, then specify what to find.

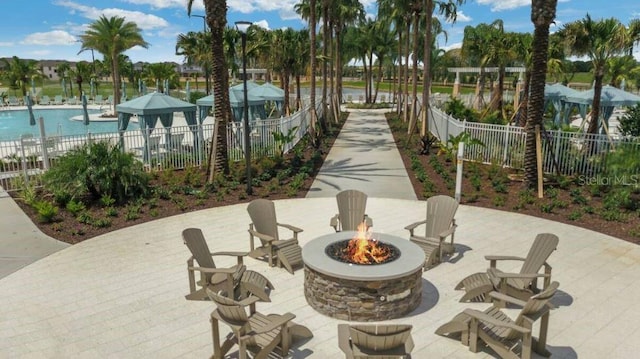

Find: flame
343;222;391;264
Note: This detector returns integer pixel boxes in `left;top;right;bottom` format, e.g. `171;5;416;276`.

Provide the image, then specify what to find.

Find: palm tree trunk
206;1;231;181
524;0;557;188
408;11;420;135
403;23;411;123
588;71;604;135
396;29;404;115
421;0;434;137
322;3;329;124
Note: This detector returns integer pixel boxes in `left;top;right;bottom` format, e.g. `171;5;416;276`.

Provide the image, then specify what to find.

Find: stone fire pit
302;231;425;321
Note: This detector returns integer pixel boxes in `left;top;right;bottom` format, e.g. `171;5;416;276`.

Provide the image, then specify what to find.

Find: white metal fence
426;104;640;176
0;101;321;192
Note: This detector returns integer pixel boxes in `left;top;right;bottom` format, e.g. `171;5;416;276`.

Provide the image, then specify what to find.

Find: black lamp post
236;20;253;195
191;14;210;95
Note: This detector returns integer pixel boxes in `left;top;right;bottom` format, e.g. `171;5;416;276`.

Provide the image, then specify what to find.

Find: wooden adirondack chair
182;228;273;302
330;189;373;232
338;324;414;358
436;282;559;359
247;199;303;274
405;195;459;269
456;233;559;305
208;290;313;359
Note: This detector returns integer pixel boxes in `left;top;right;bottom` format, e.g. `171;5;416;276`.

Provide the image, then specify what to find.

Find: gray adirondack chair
456;233;558;305
338;324;414;358
436;282;559;359
405;195;458;268
330;189;373;232
208;290;313;359
182;228;273;302
247;199;303;274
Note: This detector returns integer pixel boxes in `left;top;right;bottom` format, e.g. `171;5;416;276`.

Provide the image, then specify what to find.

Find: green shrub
34;200;58;223
42;141;150;204
568;210;582;221
65;200;86;216
92;218;112;228
104;207;118;217
99;195;116;207
492;195;506;207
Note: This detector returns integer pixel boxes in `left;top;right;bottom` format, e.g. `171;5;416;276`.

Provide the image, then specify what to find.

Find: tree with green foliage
79;15;149;115
1;56;40;96
618;104;640;137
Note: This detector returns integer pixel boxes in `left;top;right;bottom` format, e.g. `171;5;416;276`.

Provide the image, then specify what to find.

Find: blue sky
1;0;639;64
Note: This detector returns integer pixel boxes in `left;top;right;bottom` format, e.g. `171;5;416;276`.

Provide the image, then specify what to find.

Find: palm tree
523;0;558;188
176;31;213;93
1;56;40;96
562;15;627;135
187;1;233;181
143;63;178;92
79;15;148;115
74;61;93;98
56;62;73;98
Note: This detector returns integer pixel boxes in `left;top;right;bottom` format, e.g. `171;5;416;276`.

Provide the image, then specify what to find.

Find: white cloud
476;0;528;12
0;42;14;47
55;0;169;30
23;30;77;46
441;42;462;52
254;20;270;30
440;10;472;24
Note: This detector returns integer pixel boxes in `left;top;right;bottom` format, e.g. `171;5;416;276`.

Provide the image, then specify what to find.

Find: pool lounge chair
53;95;63;105
455;233;558;305
330;189;373;232
39;95;51;105
436;282;559;359
7;96;20;106
338;324;414;359
94;95;103;105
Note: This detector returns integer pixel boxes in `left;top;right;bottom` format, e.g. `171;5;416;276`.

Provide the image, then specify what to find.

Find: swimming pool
0;108;118;140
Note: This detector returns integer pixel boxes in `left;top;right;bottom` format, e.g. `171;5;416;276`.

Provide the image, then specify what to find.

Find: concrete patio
2;197;640;358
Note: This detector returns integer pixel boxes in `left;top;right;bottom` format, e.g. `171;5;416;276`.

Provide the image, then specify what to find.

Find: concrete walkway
1;108;640;358
307;108;416;200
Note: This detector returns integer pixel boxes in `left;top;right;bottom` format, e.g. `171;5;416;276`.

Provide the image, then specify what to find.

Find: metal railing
425;104;640;177
0;101;322;192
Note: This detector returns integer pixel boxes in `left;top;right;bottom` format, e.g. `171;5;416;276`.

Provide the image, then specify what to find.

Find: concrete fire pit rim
302;231;425;281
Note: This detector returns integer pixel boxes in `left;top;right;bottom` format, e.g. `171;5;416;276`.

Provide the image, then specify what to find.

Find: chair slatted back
182;228;216;269
208;290;250;328
350;325;412;351
507;281;559;340
336;190;368;231
424;195;458;238
510;233;559;289
248;199;280;241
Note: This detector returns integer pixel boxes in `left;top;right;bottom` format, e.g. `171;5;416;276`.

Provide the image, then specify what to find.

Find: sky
1;0;639;65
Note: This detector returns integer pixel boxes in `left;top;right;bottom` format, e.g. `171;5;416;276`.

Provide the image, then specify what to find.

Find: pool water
0;108;118;140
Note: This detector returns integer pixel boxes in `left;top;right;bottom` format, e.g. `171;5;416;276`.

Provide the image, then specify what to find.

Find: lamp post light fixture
235;20;253;195
191;14;210;95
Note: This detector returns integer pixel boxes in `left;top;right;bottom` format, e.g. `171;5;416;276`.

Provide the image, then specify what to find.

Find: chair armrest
278;222;303;233
464;309;531;334
330;214;339;231
404;220;427;235
438;226;456;240
489;271;550;279
487;291;528;307
485;255;526;268
188;265;237;274
211;251;248;265
364;215;373;228
248;229;275;243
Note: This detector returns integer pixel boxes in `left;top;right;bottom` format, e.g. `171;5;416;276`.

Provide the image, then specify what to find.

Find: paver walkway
1;107;640;358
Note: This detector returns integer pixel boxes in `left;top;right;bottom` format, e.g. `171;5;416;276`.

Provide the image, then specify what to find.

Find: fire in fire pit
325;223;400;265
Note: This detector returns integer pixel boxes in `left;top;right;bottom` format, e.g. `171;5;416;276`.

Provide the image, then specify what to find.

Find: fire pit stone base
304;267;422;321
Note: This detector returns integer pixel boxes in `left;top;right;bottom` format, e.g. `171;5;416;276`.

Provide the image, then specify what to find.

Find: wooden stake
535;125;544;198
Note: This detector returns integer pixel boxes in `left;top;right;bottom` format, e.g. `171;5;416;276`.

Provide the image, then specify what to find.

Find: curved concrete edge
0;188;70;279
